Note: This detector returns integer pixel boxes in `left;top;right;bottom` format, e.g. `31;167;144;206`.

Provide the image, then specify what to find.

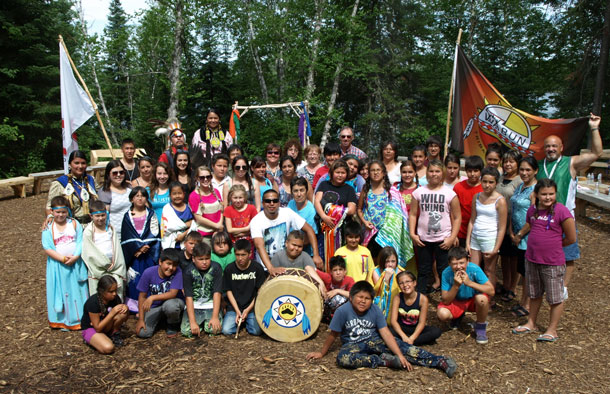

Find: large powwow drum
255;268;323;342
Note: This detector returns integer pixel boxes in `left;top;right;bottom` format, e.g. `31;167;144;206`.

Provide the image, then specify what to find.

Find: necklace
543;156;562;179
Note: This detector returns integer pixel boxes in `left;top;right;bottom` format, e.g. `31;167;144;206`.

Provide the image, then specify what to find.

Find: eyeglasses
340;135;353;139
111;170;125;176
198;175;212;181
267;151;280;156
263;198;280;204
234;165;248;171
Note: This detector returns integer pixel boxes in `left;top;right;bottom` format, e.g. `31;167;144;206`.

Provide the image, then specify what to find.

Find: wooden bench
575;187;610;217
90;148;146;166
29;164;107;195
0;176;34;198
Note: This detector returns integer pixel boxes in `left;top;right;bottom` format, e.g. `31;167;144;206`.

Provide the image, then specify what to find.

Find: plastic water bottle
595;174;600;195
587;173;592;185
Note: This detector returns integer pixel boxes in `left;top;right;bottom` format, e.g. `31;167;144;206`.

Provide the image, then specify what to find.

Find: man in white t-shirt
251;189;323;276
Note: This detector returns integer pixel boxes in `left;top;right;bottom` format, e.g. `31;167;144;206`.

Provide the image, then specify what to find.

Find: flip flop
537;333;559;342
511;305;529;317
512;325;535;335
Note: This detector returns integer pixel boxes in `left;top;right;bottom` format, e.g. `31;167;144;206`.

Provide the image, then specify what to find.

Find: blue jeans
222;311;262;336
336;337;445;369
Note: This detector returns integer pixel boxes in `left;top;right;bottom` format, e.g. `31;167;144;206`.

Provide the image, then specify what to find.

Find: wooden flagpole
443;28;463;160
58;35;115;159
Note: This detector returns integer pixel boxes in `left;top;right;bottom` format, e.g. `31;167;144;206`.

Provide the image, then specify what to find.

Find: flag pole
58;35;115;159
443;29;463;160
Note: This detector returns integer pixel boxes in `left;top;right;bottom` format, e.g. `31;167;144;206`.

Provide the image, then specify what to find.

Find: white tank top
472;194;503;238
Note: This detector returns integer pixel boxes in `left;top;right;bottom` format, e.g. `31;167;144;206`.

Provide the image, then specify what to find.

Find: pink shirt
188;189;222;236
412;185;456;242
525;203;572;266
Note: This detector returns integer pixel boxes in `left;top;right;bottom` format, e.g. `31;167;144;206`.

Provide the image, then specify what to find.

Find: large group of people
41;110;602;376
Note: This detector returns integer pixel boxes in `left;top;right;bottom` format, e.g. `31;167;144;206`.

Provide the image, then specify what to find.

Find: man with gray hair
339;126;367;160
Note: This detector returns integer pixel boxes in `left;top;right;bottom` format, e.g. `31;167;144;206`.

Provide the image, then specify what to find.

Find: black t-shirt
179;252;192;271
81;294;121;330
222;261;268;312
317;181;357;207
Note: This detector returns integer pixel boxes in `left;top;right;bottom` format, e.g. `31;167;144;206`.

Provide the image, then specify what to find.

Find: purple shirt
136;265;183;308
525;203;572;266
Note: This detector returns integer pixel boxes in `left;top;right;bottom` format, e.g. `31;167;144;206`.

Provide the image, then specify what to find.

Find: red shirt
453;179;482;239
316;269;355;291
312;166;329;190
224;204;258;240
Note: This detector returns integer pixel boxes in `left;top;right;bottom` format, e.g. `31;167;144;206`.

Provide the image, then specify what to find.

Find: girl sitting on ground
80;275;129;354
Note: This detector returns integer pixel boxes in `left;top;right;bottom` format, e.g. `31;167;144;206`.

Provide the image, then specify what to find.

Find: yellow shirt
334;245;374;283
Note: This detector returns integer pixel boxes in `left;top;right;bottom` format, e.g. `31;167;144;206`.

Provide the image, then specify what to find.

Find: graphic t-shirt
137;265;183;308
525;203;572;266
329;302;386;344
250;208;306;265
412;185;456;242
334;245;374;283
441;262;488;300
453;180;483;239
182;261;223;309
222;262;268;311
151;189;170;223
224;204;258;240
316;181;357;208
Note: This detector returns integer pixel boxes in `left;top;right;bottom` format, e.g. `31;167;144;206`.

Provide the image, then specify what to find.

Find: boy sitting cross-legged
437;247;495;344
181;242;223;337
222;239;268;336
136;249;184;338
306;281;457;377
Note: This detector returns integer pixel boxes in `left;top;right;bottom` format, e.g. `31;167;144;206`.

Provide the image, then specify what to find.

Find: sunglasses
199;175;212;181
111;170;125;176
340;135;352;139
263;198;280;204
234;165;248;171
267;151;280;156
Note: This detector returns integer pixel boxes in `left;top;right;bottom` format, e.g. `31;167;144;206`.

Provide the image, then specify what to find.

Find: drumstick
235;317;243;339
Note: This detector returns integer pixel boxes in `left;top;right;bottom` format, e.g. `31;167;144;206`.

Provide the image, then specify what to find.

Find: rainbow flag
450;44;588;159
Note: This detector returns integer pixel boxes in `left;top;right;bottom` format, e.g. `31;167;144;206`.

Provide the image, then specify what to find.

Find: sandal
501;290;516;302
511;305;529;317
512;325;535;335
537;333;559;342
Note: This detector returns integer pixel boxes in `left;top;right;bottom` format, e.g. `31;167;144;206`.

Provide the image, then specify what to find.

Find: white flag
60;42;95;173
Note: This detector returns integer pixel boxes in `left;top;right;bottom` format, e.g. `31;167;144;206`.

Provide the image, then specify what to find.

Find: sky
78;0;149;36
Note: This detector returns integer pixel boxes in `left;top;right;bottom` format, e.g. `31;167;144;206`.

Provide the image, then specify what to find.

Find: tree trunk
304;0;323;102
320;0;360;148
76;0;118;146
246;0;269;104
593;0;610;115
167;0;184;120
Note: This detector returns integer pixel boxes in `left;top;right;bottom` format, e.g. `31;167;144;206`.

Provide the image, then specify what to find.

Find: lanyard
543;156;562;179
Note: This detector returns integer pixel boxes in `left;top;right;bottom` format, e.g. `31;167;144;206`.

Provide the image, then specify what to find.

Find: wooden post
58;35;115;159
443;29;463;160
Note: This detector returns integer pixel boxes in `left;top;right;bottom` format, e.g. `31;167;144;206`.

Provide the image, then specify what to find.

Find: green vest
537;155;572;205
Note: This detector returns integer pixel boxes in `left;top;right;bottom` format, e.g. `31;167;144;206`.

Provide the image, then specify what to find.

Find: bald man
537;113;602;299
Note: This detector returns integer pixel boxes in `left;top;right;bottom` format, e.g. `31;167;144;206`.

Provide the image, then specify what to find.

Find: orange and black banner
450;45;588;160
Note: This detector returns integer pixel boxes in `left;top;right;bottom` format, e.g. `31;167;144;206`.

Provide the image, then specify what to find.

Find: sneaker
380;353;402;369
474;322;488;344
439;357;458;378
449;314;464;330
111;332;124;347
563;286;568;301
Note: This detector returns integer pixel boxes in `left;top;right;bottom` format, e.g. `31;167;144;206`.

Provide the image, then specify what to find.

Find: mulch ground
0;189;609;393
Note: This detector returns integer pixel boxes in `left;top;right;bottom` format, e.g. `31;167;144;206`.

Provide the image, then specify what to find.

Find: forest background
0;0;608;177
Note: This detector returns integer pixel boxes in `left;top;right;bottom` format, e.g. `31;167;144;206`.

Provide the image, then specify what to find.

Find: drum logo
262;295;312;335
